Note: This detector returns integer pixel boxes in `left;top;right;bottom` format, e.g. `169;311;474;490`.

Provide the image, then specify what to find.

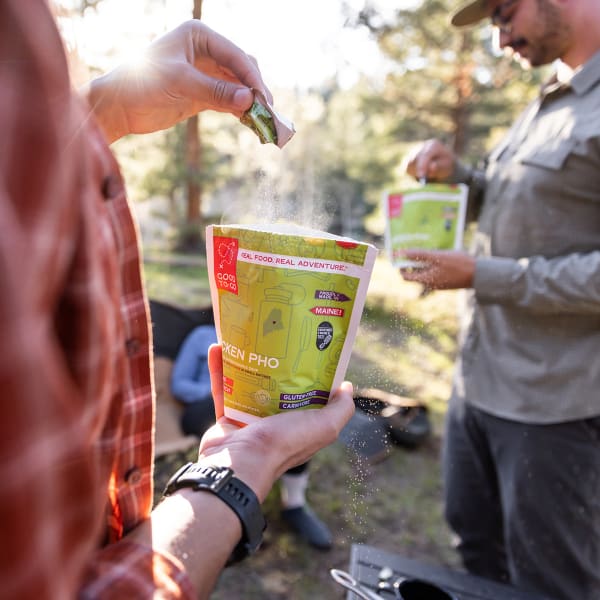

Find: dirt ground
153;400;460;599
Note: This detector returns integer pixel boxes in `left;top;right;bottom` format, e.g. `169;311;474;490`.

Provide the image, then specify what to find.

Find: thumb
208;343;225;419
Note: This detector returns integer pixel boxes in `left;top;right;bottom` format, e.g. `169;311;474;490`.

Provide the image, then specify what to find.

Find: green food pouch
206;223;376;426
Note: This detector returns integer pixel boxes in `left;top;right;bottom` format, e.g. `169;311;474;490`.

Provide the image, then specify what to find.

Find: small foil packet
240;90;296;149
206;223;377;425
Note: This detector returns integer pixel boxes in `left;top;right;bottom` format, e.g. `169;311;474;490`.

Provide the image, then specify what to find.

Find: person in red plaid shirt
0;2;355;599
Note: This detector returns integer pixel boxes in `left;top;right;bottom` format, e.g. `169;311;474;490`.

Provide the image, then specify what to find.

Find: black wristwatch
163;462;266;564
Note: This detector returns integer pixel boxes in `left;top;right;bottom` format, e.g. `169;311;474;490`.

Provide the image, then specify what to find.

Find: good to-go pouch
383;183;468;267
206;223;377;425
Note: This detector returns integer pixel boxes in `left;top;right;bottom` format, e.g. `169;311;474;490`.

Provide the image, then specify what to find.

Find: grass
148;253;462;599
143;259;211;307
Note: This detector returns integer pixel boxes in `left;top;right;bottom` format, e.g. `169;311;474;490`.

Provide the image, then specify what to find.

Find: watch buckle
206;467;233;492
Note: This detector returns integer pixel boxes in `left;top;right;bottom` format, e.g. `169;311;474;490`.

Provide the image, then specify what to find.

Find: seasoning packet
206;223;377;425
240;90;295;149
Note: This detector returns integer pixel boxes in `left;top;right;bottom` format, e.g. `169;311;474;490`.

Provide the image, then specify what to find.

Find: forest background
57;1;545;597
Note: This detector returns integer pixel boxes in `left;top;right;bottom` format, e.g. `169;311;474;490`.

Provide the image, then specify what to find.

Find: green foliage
110;0;551;251
354;0;544;161
140;120;238;203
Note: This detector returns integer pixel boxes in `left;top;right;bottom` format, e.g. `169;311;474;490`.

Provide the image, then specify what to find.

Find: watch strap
163;462;266;564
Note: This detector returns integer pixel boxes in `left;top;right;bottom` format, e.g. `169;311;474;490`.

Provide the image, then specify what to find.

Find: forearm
126;447;274;597
127;490;241;598
474;251;600;314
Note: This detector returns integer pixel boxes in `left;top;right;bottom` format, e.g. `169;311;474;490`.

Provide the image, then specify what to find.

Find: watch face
179;464;234;492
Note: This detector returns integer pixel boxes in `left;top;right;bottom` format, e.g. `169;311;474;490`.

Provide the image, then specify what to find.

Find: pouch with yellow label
206;224;377;425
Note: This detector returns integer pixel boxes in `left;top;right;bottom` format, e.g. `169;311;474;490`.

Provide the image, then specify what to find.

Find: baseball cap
451;0;492;27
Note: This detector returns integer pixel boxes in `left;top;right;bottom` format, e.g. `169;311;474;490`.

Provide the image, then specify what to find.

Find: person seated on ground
171;325;335;551
171;324;219;437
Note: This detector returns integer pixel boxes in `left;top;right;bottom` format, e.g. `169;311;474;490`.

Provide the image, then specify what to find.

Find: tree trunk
451;32;474;156
180;0;204;251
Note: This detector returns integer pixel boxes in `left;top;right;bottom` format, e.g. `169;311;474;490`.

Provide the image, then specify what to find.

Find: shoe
281;505;333;551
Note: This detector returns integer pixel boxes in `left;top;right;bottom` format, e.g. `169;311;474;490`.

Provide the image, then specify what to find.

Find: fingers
190;21;272;108
398;249;438;285
416;140;443;181
247;55;273;105
400;248;436;265
398;250;475;289
195;378;356;500
207;343;225;419
106;19;277;135
405;139;454;182
400;266;432;285
260;384;354;474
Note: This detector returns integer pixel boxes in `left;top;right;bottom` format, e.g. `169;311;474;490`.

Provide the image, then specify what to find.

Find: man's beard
508;0;569;68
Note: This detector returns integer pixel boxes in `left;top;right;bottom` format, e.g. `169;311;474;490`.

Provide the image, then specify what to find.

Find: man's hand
399;249;475;290
197;345;355;502
85;20;272;143
405;139;457;182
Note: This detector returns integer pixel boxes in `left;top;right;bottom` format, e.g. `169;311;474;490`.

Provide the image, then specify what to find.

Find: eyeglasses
490;0;519;33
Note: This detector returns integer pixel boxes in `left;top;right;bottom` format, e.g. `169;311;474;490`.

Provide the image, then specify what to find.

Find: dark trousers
443;400;600;600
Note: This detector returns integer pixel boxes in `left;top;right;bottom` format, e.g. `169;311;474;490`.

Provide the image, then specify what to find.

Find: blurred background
56;0;544;263
54;1;546;597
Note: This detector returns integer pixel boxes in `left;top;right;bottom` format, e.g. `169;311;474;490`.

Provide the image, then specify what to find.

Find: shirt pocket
518;137;575;170
517;131;600;254
519;130;600;202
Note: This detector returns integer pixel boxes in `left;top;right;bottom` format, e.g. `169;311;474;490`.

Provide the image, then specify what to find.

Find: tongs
330;569;382;600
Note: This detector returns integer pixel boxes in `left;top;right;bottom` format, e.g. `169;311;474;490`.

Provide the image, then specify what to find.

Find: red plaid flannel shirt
0;2;194;598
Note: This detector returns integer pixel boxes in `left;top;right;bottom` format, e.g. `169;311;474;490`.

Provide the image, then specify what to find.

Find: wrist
163;463;266;564
449;161;473;185
197;447;274;503
83;74;129;143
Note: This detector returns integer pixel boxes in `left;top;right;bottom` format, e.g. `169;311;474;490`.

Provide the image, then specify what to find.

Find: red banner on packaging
213;236;239;295
310;306;345;317
388;194;404;217
223;375;234;395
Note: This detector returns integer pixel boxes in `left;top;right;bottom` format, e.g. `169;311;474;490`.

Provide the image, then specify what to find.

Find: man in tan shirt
403;0;600;598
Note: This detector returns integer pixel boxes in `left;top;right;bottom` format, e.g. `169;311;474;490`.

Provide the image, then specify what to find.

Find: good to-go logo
388;193;403;217
214;236;239;294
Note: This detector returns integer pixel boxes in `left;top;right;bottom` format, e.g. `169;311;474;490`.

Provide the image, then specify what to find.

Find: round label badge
316;322;333;351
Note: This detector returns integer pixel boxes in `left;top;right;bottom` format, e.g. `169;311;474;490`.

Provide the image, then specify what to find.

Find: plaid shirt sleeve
0;2;195;598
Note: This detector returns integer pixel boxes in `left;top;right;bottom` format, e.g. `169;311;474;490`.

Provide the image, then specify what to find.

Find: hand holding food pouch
383;183;468;268
206;224;377;425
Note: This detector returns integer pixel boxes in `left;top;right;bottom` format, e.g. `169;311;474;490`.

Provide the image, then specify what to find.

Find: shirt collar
569;50;600;95
542;50;600;97
555;60;576;85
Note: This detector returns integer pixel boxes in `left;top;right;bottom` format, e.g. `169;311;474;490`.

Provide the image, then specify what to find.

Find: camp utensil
330;568;383;600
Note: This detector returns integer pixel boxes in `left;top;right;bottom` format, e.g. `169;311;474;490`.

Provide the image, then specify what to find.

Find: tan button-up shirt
454;51;600;423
